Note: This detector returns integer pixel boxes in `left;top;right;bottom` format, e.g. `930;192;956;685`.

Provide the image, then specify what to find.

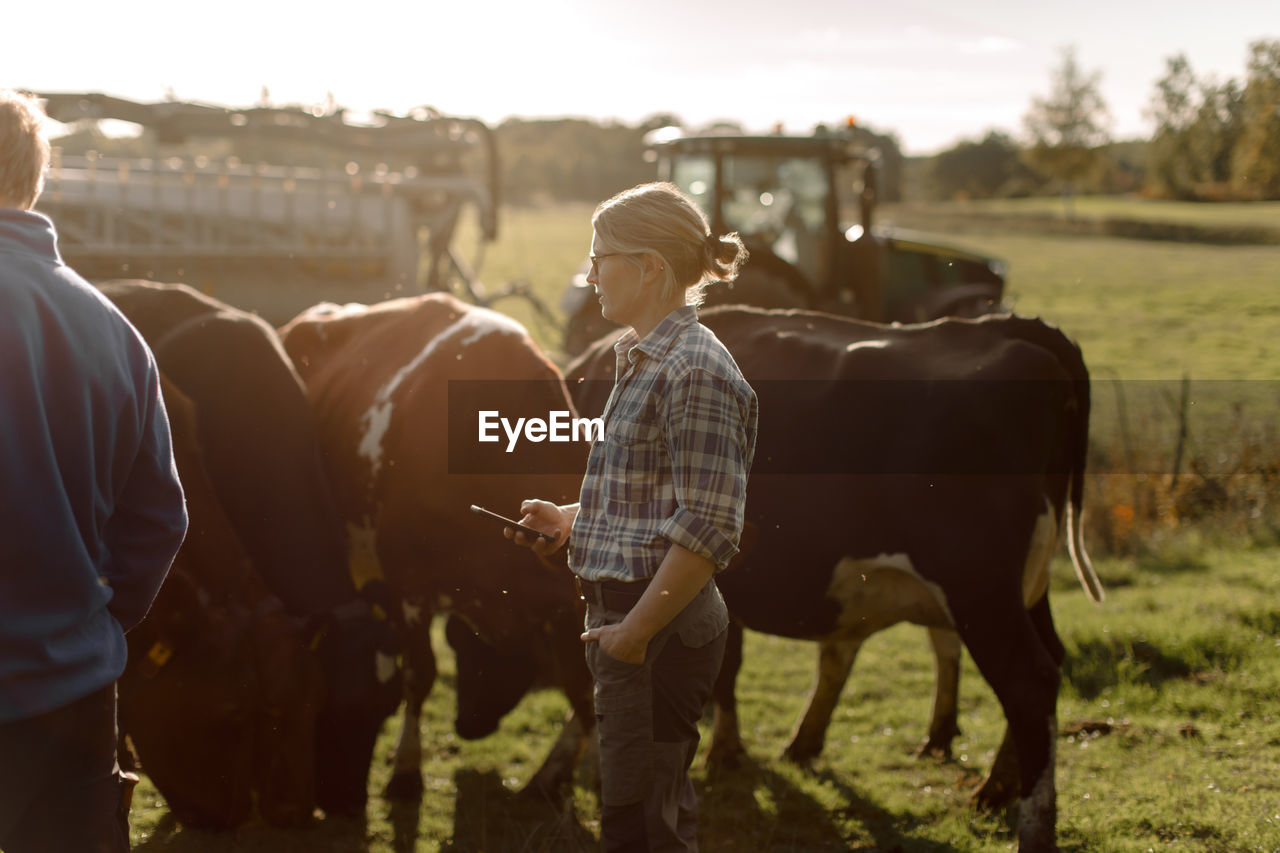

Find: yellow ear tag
147;641;173;668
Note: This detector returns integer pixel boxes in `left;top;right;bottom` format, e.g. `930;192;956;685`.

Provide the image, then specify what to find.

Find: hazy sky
8;0;1275;154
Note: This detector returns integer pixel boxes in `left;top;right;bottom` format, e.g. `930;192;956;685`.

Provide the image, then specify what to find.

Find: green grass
896;195;1280;232
128;545;1280;851
925;233;1280;381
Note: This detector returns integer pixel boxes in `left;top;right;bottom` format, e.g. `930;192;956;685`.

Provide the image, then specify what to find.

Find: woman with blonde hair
510;182;757;851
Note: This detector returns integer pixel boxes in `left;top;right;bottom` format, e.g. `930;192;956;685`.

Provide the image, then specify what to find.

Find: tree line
925;39;1280;202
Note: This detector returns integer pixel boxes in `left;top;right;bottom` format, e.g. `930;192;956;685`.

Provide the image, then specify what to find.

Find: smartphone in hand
469;504;557;542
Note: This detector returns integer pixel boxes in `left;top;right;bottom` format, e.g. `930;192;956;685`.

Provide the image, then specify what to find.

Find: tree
930;131;1041;200
1147;54;1200;197
1190;78;1243;191
1232;39;1280;198
1147;54;1245;199
1022;47;1111;214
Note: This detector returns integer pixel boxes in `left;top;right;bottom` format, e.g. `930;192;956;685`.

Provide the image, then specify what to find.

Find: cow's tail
1005;315;1105;604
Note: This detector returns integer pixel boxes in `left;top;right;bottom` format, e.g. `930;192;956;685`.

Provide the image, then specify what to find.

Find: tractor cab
563;128;1006;355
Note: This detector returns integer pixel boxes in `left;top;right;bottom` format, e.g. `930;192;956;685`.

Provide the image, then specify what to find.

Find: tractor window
834;159;864;227
669;155;715;214
721;156;828;282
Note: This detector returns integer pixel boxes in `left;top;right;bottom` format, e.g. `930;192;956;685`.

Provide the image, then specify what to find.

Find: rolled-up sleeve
657;368;756;570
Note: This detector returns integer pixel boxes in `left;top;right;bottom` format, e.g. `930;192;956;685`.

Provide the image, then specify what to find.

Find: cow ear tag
139;640;174;678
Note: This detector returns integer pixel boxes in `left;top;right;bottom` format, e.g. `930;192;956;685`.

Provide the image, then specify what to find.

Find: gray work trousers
585;580;729;853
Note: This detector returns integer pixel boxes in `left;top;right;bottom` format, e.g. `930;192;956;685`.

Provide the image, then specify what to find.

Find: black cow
564;305;1102;852
99;280;402;816
118;377;320;828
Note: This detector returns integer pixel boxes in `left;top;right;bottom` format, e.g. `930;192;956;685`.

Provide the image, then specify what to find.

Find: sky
7;0;1275;155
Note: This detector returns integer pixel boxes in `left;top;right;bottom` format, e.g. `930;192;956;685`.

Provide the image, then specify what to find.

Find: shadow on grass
1062;636;1194;699
440;768;596;853
132;809;372;852
1134;550;1211;576
698;753;962;852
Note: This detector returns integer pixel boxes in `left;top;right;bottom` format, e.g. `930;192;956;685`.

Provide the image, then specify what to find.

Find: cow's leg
385;611;437;800
951;594;1061;853
784;636;861;763
971;594;1065;809
971;594;1068;808
706;620;745;767
915;627;963;759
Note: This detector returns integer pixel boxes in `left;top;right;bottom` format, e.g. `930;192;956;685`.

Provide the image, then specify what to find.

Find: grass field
890;196;1280;233
126;197;1280;851
128;546;1280;852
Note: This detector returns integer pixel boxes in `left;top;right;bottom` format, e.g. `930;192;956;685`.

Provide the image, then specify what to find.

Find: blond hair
592;182;747;307
0;89;50;210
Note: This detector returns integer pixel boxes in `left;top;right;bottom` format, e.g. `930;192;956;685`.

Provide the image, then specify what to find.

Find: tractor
562;128;1006;355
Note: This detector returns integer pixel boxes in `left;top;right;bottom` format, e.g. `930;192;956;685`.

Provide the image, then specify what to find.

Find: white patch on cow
458;308;529;348
375;651;398;684
845;339;889;352
306;302;370;342
826;554;954;637
356;308;528;477
402;599;424;626
1022;501;1060;606
1018;715;1058;848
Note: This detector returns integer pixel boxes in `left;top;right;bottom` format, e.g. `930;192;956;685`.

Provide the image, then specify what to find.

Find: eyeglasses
587;252;638;277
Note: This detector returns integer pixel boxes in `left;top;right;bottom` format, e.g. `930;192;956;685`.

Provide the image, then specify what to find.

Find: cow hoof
705;739;745;771
913;737;954;760
384;770;424;801
969;773;1018;812
781;741;820;766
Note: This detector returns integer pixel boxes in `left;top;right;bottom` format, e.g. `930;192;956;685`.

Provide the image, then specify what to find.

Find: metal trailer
34;92;515;324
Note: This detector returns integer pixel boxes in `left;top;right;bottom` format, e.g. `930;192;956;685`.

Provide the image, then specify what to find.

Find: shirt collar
612;305;699;367
0;208;62;264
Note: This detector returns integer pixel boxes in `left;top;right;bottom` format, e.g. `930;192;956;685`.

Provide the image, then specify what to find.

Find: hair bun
704;231;748;280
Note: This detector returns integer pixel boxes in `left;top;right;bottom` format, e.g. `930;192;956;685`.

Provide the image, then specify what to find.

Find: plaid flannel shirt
570;306;757;583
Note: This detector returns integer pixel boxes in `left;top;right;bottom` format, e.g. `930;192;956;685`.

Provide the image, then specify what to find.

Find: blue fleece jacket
0;208;188;723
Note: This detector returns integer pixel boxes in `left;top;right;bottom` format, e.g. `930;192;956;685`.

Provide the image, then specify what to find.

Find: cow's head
445;614;538;739
119;572;259;828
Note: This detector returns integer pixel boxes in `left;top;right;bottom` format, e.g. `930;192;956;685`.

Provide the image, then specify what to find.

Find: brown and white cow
565;305;1103;852
118;377;320;828
99;280;401;816
278;293;592;801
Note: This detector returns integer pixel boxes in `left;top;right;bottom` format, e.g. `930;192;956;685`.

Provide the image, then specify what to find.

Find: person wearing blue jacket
0;89;188;852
